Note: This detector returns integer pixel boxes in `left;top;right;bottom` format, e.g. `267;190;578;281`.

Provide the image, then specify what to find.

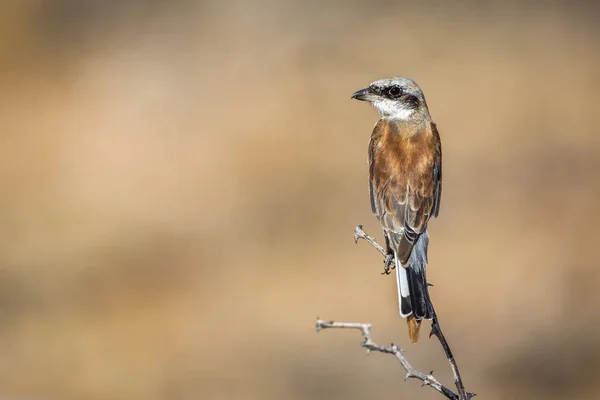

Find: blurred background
0;1;599;399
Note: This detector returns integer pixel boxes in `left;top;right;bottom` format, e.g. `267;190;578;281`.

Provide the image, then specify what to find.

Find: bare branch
429;314;473;399
353;225;387;255
351;225;474;399
316;319;459;399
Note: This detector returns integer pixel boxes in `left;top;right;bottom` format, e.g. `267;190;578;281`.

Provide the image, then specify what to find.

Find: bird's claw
381;253;395;275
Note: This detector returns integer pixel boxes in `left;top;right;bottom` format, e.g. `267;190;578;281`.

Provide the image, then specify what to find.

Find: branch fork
316;225;475;400
316;319;456;398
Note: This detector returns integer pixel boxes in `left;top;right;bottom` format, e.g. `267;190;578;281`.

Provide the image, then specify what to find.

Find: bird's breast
372;119;436;185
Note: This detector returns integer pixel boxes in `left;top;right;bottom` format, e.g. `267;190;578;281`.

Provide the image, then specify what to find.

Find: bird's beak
351;87;378;102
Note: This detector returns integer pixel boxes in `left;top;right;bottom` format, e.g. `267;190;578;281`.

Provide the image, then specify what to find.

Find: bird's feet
382;252;395;275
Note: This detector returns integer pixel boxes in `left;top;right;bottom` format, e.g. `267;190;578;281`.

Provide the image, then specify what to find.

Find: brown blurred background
0;1;599;399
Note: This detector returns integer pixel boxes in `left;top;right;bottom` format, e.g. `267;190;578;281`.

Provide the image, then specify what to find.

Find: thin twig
430;312;474;399
316;319;459;399
353;225;387;254
353;225;474;399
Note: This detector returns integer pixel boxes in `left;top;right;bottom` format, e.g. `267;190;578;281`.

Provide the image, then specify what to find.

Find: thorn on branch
353;225;363;244
316;317;460;399
319;226;475;400
429;323;440;339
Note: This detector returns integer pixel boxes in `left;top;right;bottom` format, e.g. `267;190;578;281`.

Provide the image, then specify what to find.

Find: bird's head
351;77;429;120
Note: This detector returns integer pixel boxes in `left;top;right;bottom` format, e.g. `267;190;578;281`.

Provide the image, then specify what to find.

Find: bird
351;77;442;343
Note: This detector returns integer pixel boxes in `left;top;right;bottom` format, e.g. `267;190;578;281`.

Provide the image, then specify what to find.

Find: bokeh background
1;1;599;399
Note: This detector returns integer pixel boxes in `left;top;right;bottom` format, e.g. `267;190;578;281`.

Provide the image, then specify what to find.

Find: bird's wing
368;120;442;264
431;122;442;218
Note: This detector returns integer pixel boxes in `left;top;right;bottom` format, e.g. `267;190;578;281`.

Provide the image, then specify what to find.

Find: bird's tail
395;230;433;343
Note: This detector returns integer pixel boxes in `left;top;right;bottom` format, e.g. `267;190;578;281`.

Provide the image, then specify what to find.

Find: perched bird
352;77;442;343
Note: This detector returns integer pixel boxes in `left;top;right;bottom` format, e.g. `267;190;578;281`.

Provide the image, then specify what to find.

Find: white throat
373;99;414;120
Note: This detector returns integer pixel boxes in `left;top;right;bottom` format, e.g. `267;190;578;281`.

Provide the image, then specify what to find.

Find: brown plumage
352;77;442;343
369;118;442;265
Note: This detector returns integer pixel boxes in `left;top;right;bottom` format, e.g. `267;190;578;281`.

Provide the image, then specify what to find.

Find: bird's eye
387;86;402;98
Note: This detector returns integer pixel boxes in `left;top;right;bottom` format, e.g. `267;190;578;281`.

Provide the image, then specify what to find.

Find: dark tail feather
407;266;430;319
407;230;433;320
404;231;433;342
